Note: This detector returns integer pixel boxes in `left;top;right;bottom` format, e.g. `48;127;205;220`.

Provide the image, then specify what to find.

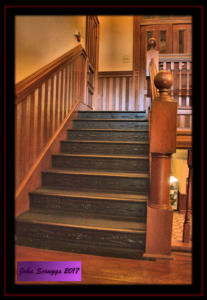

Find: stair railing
15;45;88;191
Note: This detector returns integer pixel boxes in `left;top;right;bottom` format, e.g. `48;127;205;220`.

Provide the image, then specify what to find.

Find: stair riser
42;173;149;194
61;142;149;155
67;130;149;141
73;120;148;129
16;236;144;259
16;222;145;251
30;193;147;221
52;156;149;172
78;112;146;119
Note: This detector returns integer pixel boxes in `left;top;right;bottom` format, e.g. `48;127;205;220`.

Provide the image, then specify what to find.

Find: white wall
98;16;133;71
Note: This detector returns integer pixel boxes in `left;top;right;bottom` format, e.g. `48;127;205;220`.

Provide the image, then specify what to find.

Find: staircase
16;111;150;259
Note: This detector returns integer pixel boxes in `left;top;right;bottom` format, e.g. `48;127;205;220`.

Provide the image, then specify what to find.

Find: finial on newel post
154;70;173;101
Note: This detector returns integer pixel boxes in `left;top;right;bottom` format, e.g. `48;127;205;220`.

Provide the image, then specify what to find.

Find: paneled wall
97;71;134;111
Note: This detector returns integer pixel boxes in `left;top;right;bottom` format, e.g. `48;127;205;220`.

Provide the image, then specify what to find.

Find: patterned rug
172;211;192;242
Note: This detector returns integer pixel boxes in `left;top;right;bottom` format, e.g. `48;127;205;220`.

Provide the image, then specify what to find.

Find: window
179;30;184;53
160;30;166;53
147;31;152;50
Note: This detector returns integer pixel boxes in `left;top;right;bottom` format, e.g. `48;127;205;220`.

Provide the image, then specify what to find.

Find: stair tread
53;153;149;159
16;210;146;233
63;140;149;144
69;129;149;132
43;168;149;178
75;118;148;122
31;187;148;202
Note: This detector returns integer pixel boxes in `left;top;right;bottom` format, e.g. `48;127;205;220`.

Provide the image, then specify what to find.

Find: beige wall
15;16;86;83
98;16;133;71
171;150;189;194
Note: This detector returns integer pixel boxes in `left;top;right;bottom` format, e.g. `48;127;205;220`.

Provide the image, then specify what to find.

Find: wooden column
145;70;177;257
183;149;192;243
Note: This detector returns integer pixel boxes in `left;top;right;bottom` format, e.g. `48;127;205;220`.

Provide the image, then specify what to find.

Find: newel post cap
148;37;157;49
154;70;174;101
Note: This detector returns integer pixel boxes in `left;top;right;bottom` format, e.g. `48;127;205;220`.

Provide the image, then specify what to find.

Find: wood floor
15;245;192;285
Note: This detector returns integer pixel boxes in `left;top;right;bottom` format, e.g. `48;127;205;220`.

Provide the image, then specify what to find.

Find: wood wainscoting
97;71;134;111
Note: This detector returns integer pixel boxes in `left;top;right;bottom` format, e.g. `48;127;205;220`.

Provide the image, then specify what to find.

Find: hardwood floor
15;245;192;285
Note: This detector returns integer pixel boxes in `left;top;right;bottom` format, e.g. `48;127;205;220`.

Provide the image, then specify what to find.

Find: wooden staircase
16;111;150;259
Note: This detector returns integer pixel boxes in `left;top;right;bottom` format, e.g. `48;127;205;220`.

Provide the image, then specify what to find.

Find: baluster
49;76;54;137
62;68;66;120
15;102;22;189
183;149;192;243
163;61;167;70
170;62;174;97
186;61;190;107
43;80;48;145
178;62;183;107
29;92;35;168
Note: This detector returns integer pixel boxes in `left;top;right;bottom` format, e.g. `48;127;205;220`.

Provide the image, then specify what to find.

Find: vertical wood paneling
98;72;133;111
109;78;113;111
102;78;107;111
115;78;120;111
122;77;126;111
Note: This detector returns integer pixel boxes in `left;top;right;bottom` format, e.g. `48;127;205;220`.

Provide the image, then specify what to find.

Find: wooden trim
15;100;92;217
176;129;192;149
98;71;133;78
140;16;192;26
159;53;192;62
15;45;87;102
178;193;187;213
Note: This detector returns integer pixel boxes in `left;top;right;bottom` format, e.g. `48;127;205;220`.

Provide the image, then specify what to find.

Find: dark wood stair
16;111;150;259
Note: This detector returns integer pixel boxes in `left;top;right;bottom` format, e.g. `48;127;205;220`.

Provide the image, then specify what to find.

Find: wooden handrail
15;45;87;103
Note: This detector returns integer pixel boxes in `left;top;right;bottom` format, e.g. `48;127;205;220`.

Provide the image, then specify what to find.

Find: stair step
61;140;149;155
67;129;149;141
42;169;149;194
30;188;147;221
78;111;146;119
52;153;149;172
16;211;146;258
73;119;148;129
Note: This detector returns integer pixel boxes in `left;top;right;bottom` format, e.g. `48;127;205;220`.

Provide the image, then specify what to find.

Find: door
85;16;99;109
138;22;192;111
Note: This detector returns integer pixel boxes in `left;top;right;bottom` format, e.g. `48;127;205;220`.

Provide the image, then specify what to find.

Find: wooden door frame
85;15;100;110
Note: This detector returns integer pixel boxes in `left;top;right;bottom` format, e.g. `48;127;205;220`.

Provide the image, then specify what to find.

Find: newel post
145;70;177;257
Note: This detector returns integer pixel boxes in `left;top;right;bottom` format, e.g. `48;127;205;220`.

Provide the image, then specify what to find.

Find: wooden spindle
186;62;190;107
178;62;182;107
183;149;192;243
170;62;174;97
